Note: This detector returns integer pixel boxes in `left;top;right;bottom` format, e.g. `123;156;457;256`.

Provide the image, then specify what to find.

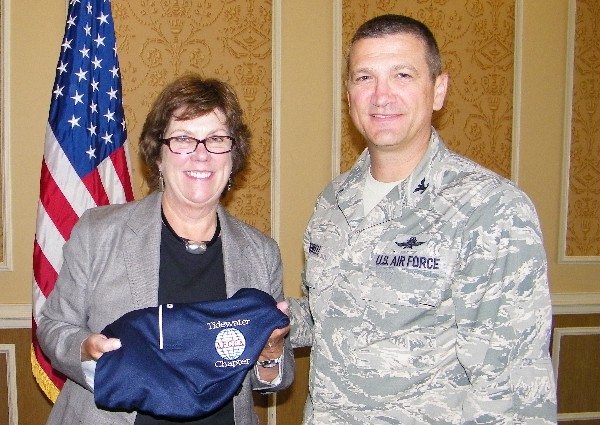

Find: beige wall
519;1;599;296
0;0;598;332
1;0;66;303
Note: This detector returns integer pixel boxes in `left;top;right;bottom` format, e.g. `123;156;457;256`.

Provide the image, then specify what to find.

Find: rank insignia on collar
395;236;425;249
414;178;429;193
308;242;322;256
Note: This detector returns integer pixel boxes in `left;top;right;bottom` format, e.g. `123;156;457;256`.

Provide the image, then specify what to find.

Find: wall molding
0;0;13;272
558;0;600;264
0;304;30;329
552;292;600;315
271;0;282;244
269;2;281;423
557;412;600;422
0;343;18;425
511;0;523;185
331;0;342;179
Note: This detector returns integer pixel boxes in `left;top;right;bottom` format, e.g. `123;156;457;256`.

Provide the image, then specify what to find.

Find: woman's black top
134;218;235;425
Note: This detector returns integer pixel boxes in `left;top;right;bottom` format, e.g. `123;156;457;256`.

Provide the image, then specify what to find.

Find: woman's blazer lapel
121;191;163;309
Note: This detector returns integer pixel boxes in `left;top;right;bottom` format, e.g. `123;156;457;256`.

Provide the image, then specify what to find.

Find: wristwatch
256;356;282;368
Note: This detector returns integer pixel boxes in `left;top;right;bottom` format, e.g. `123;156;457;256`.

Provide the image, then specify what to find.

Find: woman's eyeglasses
161;136;235;154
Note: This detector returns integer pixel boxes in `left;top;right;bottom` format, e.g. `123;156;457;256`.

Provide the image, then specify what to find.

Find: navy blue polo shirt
94;287;289;419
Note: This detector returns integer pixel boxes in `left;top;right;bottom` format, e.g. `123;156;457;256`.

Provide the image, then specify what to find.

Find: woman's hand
81;333;122;361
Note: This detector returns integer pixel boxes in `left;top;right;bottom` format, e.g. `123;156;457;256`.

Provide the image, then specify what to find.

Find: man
288;14;557;424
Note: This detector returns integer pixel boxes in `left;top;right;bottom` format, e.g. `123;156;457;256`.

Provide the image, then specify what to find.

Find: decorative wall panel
0;329;52;425
0;344;17;425
565;0;600;257
552;314;600;422
0;0;5;266
341;0;514;178
113;0;273;234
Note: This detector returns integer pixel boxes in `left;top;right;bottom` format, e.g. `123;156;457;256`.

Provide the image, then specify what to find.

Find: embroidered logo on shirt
214;328;251;368
215;328;246;360
413;178;429;193
395;236;425;249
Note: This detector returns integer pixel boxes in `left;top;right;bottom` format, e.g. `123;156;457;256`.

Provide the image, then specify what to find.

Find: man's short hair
347;14;443;80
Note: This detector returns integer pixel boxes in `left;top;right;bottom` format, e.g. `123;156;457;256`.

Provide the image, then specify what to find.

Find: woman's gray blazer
37;191;294;424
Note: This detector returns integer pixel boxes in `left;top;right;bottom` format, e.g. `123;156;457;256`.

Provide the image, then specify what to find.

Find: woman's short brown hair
139;74;251;192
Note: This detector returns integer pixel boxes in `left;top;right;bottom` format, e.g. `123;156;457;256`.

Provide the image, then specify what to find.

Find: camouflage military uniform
289;129;557;424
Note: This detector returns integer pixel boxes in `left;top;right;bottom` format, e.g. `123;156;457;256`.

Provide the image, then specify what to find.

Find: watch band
256;355;282;368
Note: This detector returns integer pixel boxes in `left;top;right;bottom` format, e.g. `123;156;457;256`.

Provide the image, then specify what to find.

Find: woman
37;75;293;424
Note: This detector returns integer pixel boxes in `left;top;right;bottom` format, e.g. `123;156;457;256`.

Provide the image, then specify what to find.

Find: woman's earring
226;177;232;192
159;171;165;192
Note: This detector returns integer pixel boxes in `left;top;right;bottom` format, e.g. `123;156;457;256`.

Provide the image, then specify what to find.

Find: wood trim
0;344;18;425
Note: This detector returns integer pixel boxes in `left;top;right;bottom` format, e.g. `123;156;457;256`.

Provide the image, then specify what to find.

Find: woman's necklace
161;208;221;255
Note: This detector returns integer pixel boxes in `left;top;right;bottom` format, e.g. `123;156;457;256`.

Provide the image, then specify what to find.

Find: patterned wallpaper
566;0;600;256
341;0;515;178
112;0;273;235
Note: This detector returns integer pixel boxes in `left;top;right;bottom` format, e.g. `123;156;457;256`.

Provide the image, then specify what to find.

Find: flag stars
68;115;81;128
94;34;105;47
57;61;68;74
50;1;128;171
92;56;103;69
102;131;113;144
53;85;64;98
107;87;118;100
80;46;90;58
61;38;73;52
67;14;77;28
75;68;88;82
104;109;115;122
86;146;96;159
97;12;109;25
71;90;84;105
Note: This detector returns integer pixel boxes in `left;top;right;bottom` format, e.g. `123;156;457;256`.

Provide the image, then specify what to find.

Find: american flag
32;0;134;402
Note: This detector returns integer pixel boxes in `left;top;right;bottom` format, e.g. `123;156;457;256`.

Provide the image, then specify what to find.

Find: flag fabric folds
32;0;134;402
